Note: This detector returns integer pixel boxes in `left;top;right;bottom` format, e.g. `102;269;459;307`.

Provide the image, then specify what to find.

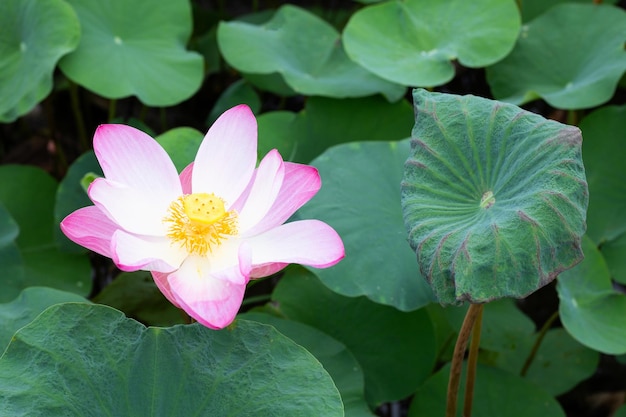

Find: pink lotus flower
61;105;344;329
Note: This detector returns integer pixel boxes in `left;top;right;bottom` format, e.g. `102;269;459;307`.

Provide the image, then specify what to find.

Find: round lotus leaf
558;236;626;355
241;312;374;417
402;89;588;305
0;0;79;122
272;267;436;406
579;105;626;244
0;303;343;416
59;0;203;106
487;3;626;109
343;0;520;87
0;165;91;301
217;4;404;100
298;139;435;311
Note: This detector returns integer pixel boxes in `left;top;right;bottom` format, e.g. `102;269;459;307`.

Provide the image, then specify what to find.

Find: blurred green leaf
558;236;626;355
432;300;599;395
343;0;520;87
300;139;435;311
0;203;19;248
0;0;80;122
272;267;436;406
519;0;618;22
409;363;566;417
206;80;261;126
493;328;599;396
93;271;186;326
291;95;414;163
155;127;203;172
616;405;626;417
580;105;626;244
0;165;91;301
440;300;535;354
217;4;404;100
59;0;204;106
580;105;626;285
0;303;344;416
191;24;221;76
487;4;626;109
257;111;298;161
242;312;375;417
54;151;101;253
402;90;587;304
243;72;297;96
0;244;24;303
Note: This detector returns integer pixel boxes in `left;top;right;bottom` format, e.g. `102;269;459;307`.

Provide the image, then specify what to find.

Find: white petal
237;150;285;232
89;178;171;236
111;230;187;273
246;220;345;268
93;124;181;199
192;105;257;206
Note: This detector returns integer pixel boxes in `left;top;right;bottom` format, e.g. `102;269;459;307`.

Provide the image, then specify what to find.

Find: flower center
164;193;238;256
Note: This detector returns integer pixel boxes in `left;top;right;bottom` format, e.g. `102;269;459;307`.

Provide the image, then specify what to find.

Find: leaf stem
446;303;483;417
463;304;484;417
520;310;559;376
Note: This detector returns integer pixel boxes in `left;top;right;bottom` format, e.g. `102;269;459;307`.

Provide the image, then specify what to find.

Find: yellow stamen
164;193;237;256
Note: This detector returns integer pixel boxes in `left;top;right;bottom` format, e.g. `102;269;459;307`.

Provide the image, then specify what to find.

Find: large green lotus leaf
0;165;91;301
486;4;626;109
0;303;343;416
217;5;404;100
0;287;88;351
299;138;435;310
93;271;186;327
0;0;79;122
558;236;626;355
579;105;626;244
402;89;588;305
59;0;203;106
343;0;520;87
242;312;375;417
272;267;436;406
519;0;618;22
616;405;626;417
408;363;565;417
291;95;415;163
